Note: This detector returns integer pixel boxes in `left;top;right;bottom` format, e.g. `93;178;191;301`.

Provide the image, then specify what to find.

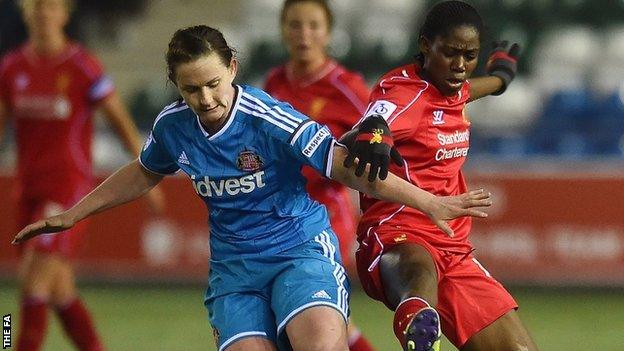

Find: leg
225;338;277;351
51;258;104;351
379;243;438;308
461;310;538;351
285;306;348;351
346;318;376;351
17;249;57;351
379;243;441;351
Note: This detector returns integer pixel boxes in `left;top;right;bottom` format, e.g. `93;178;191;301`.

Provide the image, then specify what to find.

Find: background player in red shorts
264;1;375;350
342;1;538;350
0;0;163;350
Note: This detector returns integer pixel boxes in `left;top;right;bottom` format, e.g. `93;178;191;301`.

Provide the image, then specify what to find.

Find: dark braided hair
415;1;484;63
166;25;236;84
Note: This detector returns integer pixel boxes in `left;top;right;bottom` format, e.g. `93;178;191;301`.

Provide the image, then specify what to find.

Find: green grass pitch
1;285;623;350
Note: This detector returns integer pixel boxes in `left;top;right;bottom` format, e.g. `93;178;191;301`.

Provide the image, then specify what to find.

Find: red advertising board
1;171;623;285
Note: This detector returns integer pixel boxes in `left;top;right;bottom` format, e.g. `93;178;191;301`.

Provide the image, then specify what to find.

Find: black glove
486;41;520;95
341;115;404;182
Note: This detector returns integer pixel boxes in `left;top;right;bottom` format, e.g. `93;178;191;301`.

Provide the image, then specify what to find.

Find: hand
12;213;76;244
145;186;166;215
341;115;404;182
425;189;492;237
486;41;520;95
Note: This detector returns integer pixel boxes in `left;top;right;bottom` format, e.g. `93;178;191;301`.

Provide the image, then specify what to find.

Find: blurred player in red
264;1;376;350
342;1;538;350
0;0;163;350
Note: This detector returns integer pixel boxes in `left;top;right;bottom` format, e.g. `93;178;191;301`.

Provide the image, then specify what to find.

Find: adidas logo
178;151;190;165
311;290;331;299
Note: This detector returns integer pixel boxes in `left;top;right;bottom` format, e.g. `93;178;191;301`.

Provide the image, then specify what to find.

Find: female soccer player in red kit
0;0;163;350
264;1;376;350
342;1;538;351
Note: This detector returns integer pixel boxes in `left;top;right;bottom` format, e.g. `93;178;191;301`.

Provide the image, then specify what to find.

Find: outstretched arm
469;41;520;102
330;145;491;237
12;160;163;243
468;76;505;102
98;92;165;213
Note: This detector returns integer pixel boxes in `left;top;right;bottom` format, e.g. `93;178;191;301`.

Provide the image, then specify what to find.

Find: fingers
355;157;367;177
466;189;492;201
343;153;356;168
508;43;521;58
12;221;46;244
390;147;404;166
435;220;454;238
463;208;489;218
368;155;381;182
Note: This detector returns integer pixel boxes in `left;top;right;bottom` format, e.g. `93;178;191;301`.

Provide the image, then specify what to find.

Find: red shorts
17;194;89;258
311;187;358;269
356;228;518;348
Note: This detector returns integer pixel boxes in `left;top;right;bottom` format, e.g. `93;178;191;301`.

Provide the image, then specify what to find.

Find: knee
296;338;347;351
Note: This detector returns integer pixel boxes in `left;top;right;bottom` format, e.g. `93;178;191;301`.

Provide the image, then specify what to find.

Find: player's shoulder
0;45;27;71
264;65;287;88
374;63;430;93
238;84;308;134
332;63;366;86
152;99;192;131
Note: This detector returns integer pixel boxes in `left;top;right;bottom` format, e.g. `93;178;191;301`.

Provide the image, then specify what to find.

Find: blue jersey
140;85;337;260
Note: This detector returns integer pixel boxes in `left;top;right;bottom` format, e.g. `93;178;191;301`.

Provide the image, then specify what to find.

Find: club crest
237;150;263;172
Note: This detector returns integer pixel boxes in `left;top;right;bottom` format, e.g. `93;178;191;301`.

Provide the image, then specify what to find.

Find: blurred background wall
1;0;624;285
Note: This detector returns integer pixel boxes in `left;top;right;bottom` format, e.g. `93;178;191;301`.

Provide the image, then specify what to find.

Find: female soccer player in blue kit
13;25;492;351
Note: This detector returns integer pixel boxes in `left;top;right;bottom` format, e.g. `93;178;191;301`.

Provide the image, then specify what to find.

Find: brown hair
280;0;334;29
166;25;235;83
19;0;76;14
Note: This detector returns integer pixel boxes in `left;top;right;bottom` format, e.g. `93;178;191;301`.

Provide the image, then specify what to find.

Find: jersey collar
196;85;242;140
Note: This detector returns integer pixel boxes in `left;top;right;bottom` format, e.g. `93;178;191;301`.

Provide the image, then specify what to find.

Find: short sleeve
139;128;180;175
360;76;429;140
77;49;115;103
286;119;335;178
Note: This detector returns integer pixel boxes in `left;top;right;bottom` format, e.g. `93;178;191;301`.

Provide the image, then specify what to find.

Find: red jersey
0;42;114;198
358;64;473;252
264;59;369;194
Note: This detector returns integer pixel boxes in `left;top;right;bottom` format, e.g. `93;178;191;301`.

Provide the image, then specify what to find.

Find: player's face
174;53;238;131
281;1;331;64
420;25;480;96
22;0;70;38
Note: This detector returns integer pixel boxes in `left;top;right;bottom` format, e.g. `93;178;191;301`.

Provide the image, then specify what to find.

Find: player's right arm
331;145;491;237
12;159;163;244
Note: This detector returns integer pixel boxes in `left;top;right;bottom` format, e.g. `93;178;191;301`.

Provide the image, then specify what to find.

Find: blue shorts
205;229;350;351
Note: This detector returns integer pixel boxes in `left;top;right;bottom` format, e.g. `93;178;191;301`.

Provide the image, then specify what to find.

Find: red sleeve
336;71;370;114
362;73;429;140
75;47;114;103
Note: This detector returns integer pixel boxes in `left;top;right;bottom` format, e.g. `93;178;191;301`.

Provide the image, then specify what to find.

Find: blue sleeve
286;118;336;178
139;126;180;175
240;87;336;177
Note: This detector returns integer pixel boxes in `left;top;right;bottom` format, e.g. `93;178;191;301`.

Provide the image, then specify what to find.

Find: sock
56;298;104;351
17;296;48;351
392;297;430;345
348;327;377;351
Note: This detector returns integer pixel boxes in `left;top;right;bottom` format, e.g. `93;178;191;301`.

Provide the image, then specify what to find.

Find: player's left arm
330;144;491;237
468;41;520;102
98;92;165;214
